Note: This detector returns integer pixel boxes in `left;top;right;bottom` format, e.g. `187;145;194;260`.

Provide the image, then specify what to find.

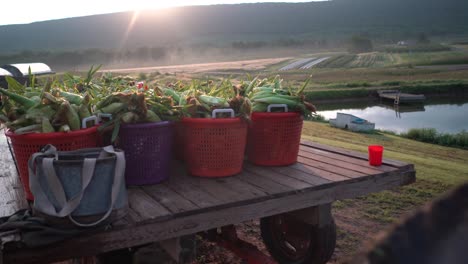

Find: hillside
0;0;467;54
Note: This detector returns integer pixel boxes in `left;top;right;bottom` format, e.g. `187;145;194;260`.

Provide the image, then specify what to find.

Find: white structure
329;113;375;132
0;68;12;76
1;63;54;77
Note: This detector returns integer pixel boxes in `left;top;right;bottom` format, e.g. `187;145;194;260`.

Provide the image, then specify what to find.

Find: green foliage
138;72;148;81
345;82;371;88
305;89;369;100
417;32;431;44
380;44;451;53
348;36;373;53
401;128;468;149
306;113;327;122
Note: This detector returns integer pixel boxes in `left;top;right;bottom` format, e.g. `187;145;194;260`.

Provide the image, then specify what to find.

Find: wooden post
159;238;181;263
394;92;400;105
287;204;332;227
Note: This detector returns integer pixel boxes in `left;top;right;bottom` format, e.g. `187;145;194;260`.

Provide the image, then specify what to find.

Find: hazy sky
1;0;320;26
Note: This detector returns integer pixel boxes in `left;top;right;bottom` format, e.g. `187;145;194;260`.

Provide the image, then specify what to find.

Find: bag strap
68;146;125;227
29;145;126;227
29;145;98;217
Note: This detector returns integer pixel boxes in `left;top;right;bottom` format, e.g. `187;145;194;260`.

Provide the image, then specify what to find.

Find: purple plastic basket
118;121;173;185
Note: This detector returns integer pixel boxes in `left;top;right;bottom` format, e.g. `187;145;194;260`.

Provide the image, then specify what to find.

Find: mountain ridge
0;0;467;55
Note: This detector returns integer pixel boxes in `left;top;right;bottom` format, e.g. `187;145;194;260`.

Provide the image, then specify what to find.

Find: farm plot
316;54;357;68
349;53;392;68
397;51;468;66
300;57;331;69
279;57;315;71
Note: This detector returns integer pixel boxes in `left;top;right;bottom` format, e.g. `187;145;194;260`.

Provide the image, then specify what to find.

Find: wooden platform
0;134;415;264
377;90;426;103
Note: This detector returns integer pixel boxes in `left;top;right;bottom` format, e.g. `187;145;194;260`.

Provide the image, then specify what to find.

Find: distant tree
348;35;373;53
150;47;166;60
417;32;430;44
136;46;150;61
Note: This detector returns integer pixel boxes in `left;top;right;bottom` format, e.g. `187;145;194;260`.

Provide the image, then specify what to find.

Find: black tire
260;214;336;264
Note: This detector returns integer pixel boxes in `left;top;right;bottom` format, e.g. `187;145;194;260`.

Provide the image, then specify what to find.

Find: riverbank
305;81;468;102
300;121;468;262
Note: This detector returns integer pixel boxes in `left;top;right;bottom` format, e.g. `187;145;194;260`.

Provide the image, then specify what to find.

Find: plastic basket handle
212;109;235;118
82;115;98;129
98;113;113;123
267;104;288;113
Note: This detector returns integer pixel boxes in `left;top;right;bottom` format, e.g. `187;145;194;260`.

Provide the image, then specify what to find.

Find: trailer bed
0;135;415;263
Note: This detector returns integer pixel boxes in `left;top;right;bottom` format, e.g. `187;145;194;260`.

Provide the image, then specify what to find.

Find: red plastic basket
181;117;247;177
5;127;100;200
247;112;303;166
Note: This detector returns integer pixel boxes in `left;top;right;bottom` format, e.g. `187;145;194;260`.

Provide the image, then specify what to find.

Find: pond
316;97;468;134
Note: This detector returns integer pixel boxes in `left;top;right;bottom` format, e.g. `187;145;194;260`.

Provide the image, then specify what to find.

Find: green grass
401;128;468;149
302;121;468;223
299;49;468;70
379;44;452;53
396;51;468;66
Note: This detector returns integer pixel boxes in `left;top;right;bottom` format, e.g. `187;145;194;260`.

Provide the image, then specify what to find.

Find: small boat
377;90;425;104
329;113;375;132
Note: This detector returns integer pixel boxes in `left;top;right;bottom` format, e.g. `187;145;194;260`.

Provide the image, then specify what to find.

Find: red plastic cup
368;145;384;166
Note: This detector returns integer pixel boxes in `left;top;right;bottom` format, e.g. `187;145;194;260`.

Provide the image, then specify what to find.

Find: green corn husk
145;110;161;122
41;118;55;133
60;101;80;131
78;105;91;120
252;103;268;112
59;124;71;132
198;95;230;107
15;124;42;134
121;112;138;123
253;97;299;106
161;88;181;103
100;102;126;114
58;91;83;105
0;88;37;109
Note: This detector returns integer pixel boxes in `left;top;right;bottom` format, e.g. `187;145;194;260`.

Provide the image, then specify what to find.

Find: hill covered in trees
0;0;467;69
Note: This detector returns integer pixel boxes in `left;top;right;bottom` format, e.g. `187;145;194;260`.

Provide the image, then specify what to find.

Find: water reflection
316;99;468;134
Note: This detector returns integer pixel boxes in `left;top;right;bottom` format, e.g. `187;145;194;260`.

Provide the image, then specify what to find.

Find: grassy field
271;47;468;70
300;121;468;261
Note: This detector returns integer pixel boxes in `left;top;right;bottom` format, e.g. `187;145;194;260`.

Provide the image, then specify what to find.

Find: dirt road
102;58;290;74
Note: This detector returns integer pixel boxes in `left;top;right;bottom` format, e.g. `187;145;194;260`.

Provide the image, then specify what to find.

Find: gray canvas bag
28;145;128;227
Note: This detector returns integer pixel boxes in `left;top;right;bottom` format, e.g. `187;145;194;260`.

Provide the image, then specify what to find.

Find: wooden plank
161;172;268;214
244;163;313;189
269;166;331;186
4;169;415;264
164;171;221;208
181;174;254;205
0;134;28;216
212;175;268;199
299;145;396;173
127;188;171;222
289;162;349;182
235;170;292;194
298;149;395;175
297;156;365;179
143;184;199;214
300;140;410;168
